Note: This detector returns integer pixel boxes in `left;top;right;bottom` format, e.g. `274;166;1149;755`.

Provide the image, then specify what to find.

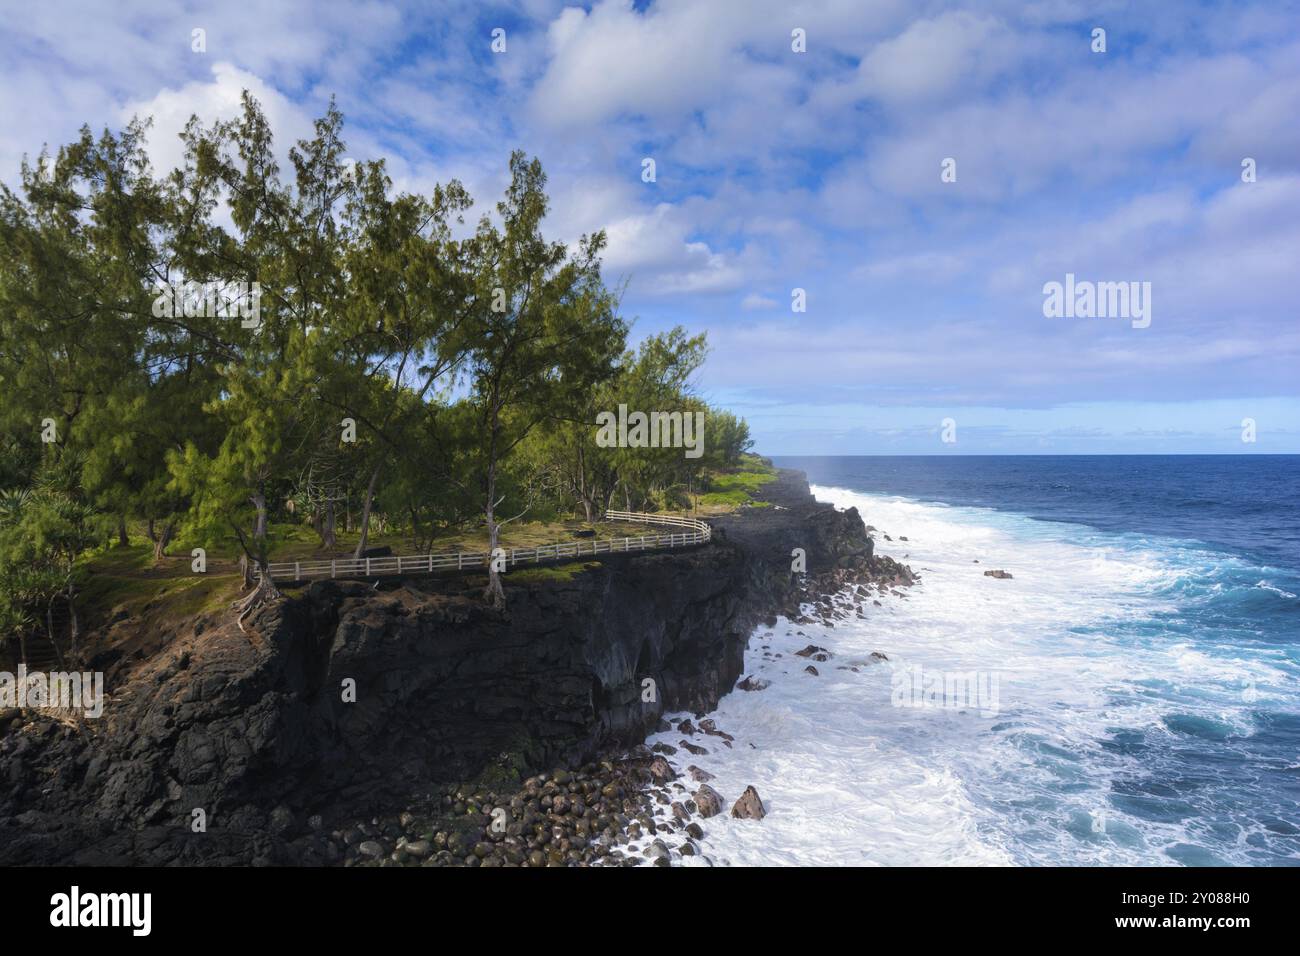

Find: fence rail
256;511;711;583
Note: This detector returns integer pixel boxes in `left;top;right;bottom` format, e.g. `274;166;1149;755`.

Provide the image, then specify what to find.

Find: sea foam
640;485;1299;866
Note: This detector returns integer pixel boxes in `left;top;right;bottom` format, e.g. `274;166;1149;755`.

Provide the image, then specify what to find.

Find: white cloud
119;62;315;180
852;11;1021;104
530;0;738;128
741;293;779;311
601;202;743;295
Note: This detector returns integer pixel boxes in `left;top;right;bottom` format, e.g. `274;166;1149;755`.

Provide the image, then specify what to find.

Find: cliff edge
0;469;911;865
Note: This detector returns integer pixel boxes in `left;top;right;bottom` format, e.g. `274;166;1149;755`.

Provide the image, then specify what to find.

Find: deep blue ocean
760;455;1300;865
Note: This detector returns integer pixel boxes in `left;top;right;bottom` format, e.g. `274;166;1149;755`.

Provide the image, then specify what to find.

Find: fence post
366;557;371;576
331;559;336;578
294;561;300;580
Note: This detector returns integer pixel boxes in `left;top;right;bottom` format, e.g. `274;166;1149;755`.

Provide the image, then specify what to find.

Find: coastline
0;467;914;866
3;461;1294;867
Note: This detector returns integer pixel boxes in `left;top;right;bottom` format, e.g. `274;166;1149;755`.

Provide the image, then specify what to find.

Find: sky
1;0;1297;454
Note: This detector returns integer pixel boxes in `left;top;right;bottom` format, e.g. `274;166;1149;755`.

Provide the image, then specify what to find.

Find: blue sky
2;0;1297;454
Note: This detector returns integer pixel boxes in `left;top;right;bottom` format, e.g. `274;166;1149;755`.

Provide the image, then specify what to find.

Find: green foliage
0;94;758;645
0;453;111;649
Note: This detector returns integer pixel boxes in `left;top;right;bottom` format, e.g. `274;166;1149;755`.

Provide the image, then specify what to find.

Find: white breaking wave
636;485;1295;867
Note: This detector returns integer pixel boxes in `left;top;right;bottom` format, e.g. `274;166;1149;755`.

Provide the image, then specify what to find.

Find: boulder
647;756;676;783
731;786;766;820
694;784;724;818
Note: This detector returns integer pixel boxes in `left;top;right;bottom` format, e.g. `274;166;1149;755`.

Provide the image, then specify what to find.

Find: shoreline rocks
693;785;724;818
732;786;766;820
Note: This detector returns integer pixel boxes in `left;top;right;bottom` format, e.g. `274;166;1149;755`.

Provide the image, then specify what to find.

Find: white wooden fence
256;510;711;582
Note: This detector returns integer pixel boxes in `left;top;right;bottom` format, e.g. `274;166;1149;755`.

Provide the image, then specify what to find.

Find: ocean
646;455;1300;866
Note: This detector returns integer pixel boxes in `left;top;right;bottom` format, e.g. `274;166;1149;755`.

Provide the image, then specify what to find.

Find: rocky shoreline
0;468;914;866
324;570;911;869
327;572;911;869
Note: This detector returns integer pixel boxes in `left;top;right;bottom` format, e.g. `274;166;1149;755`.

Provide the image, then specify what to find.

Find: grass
71;543;240;652
694;454;778;512
510;560;603;583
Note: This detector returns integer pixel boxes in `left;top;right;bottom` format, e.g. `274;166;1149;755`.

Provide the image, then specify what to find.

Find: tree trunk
116;515;129;547
254;559;281;600
409;505;422;552
576;448;592;522
485;503;504;607
484;424;505;609
66;582;79;656
576;452;596;522
46;598;66;669
251;492;268;540
322;499;337;549
352;464;382;559
153;519;175;564
235;551;283;633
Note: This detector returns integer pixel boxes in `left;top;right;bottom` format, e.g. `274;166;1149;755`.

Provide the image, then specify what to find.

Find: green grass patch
73;543;239;630
697;454;778;510
510;560;602;583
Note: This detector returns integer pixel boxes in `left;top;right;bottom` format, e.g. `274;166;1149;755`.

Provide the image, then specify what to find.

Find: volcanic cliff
0;469;910;864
